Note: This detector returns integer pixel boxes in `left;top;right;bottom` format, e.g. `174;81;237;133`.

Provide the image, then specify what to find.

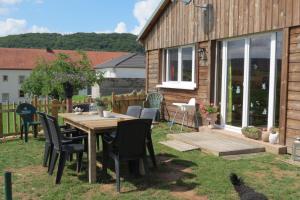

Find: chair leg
102;137;109;174
76;152;83;173
142;155;149;175
113;156;120;192
56;151;68;184
20;125;23;140
47;145;53;172
33;125;38;138
49;150;59;175
170;110;178;131
43;143;51;167
96;135;100;151
24;124;29;143
147;136;157;168
181;111;187;132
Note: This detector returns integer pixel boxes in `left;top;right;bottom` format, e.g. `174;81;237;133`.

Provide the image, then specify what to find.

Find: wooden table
58;112;135;183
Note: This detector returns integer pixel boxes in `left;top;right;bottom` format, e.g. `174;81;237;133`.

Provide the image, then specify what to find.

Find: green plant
95;98;106;107
269;127;279;134
241;126;262;140
199;103;218;117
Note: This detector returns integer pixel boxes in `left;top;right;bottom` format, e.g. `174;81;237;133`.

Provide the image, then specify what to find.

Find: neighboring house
92;53;145;97
138;0;300;151
0;48;126;103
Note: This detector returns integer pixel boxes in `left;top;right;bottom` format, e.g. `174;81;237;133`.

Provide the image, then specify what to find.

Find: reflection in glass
249;35;271;128
168;49;178;81
275;32;282;127
226;40;245;127
182;47;193;81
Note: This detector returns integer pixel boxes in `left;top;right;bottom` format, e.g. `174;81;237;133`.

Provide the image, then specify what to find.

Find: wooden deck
166;129;266;156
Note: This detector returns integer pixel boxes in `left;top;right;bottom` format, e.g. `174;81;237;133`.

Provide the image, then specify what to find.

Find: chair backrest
188;98;196;106
46;115;62;150
37;112;52;143
16;103;37;122
145;92;163;109
140;108;158;122
126;106;142;118
114;119;152;159
73;104;90;112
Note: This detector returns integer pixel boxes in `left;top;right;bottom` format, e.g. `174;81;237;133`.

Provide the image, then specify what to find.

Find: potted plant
269;127;279;144
241;127;262;140
95;98;106;117
199;103;218;128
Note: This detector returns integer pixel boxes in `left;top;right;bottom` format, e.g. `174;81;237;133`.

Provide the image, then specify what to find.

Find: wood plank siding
142;0;300;51
141;0;300;149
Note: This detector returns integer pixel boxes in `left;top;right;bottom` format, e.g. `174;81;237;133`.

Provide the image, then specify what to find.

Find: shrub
241;127;262;140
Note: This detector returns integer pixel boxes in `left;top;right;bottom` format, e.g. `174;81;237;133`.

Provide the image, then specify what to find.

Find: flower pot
203;113;217;127
269;132;279;144
262;131;270;142
97;106;105;117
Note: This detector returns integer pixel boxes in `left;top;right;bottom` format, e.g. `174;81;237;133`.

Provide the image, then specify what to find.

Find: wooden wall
286;26;300;151
146;42;210;127
143;0;300;51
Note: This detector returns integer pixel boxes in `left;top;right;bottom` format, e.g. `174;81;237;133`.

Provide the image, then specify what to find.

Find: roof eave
137;0;170;42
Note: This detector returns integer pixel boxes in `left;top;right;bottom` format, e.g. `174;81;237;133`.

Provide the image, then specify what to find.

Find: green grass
0;123;300;199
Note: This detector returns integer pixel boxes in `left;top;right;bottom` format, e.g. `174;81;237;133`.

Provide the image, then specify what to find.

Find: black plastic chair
37;112;86;172
47;115;85;184
126;106;142;118
140;108;158;167
102;119;152;192
16;103;40;142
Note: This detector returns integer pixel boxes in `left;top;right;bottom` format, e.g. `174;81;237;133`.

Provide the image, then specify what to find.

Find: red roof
0;48;128;70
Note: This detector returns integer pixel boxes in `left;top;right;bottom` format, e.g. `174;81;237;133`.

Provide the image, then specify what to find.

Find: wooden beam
279;27;290;145
0;103;3;138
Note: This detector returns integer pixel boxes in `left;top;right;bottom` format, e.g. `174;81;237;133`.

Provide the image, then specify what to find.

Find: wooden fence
0;91;146;138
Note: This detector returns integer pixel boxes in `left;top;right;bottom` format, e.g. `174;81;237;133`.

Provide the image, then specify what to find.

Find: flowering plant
199;103;218;117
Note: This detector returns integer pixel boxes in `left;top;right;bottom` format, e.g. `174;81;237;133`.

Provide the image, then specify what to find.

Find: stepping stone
160;140;199;152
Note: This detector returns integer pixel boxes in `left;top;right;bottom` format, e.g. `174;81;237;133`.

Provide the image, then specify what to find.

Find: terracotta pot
262;131;270;142
97;106;105;117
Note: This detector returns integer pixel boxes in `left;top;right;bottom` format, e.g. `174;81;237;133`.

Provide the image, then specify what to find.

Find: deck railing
0;90;146;138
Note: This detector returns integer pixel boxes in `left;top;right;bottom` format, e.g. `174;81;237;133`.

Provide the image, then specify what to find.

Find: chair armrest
61;128;78;135
59;125;69;129
64;135;87;142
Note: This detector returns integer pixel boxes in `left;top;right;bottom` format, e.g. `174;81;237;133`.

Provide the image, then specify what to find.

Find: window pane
249;35;271;128
182;47;193;82
275;32;282;127
226;39;245;127
168;49;178;81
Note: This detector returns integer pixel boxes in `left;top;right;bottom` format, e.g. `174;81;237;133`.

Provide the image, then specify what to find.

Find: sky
0;0;161;36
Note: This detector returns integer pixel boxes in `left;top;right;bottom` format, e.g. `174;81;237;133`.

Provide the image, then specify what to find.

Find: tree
22;51;102;100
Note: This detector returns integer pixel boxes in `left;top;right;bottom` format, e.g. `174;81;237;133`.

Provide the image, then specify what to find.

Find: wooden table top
59;112;135;132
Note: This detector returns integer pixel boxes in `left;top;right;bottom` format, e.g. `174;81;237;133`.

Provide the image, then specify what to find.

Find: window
19;76;25;84
2;93;9;102
19;90;25;98
3;75;8;82
159;45;196;90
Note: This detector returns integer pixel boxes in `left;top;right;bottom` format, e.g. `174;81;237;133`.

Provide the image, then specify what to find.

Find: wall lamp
198;47;207;61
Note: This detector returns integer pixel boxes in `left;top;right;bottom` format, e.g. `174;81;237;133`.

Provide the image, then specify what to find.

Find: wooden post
111;92;115;113
66;98;73;113
0;103;3;138
51;100;60;119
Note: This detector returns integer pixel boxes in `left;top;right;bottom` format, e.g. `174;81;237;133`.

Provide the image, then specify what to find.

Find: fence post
51;100;60;119
0;103;3;138
111;92;115;113
4;171;12;200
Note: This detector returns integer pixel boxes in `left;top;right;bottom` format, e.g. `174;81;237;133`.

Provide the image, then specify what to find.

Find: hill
0;33;144;53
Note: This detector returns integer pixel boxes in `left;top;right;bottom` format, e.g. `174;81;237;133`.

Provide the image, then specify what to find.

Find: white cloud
114;22;127;33
132;0;161;35
0;0;22;5
0;7;9;15
0;18;49;36
35;0;43;4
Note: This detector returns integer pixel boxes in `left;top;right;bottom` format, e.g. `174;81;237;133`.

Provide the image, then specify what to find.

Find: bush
241;127;262;140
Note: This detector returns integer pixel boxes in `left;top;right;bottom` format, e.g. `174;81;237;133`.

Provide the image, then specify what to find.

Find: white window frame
157;45;196;90
219;32;279;132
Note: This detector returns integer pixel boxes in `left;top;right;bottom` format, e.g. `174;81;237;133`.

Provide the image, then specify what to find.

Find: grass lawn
0;123;300;200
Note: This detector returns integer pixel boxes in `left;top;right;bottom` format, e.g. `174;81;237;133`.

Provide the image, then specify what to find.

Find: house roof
0;48;128;70
95;53;145;69
137;0;170;42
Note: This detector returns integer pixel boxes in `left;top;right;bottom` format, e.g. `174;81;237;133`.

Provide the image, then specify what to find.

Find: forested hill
0;33;144;53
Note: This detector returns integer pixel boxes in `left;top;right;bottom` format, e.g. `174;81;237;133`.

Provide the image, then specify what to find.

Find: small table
58;112;135;183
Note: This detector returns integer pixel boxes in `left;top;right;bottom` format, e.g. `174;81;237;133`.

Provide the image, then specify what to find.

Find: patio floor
165;128;266;156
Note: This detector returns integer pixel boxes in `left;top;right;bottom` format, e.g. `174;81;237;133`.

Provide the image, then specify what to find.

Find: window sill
156;83;197;90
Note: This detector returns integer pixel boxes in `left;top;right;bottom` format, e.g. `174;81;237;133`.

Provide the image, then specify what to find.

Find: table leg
88;132;97;183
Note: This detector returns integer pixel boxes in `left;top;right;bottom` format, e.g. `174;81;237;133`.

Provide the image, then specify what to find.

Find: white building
0;48;127;103
92;53;146;97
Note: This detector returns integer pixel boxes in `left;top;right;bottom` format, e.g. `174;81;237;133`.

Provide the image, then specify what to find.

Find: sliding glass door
218;32;282;131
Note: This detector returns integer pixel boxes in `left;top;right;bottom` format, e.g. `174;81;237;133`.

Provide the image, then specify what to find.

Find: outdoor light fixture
198;48;207;61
